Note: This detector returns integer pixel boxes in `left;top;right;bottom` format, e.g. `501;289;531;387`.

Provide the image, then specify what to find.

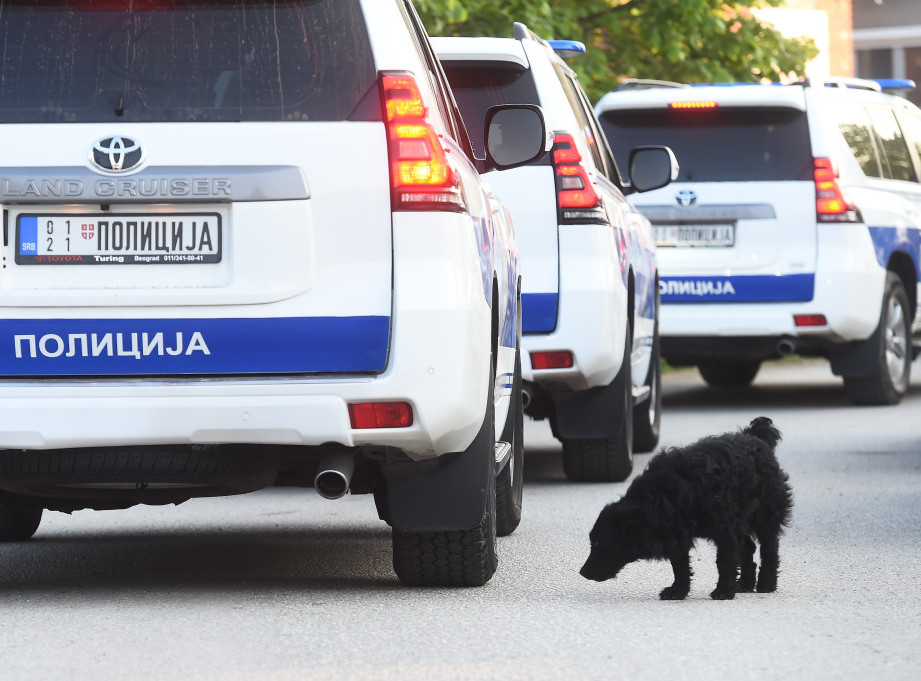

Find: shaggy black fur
580;417;792;600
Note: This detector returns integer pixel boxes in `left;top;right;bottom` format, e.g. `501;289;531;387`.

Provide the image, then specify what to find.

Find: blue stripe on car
660;274;815;303
522;292;558;333
0;316;390;375
868;225;921;279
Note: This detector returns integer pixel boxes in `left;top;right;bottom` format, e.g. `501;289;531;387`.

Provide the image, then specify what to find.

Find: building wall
760;1;854;79
787;0;855;77
852;0;921;106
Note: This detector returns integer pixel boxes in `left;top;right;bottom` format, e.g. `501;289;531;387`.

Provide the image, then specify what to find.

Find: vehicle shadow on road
0;526;403;594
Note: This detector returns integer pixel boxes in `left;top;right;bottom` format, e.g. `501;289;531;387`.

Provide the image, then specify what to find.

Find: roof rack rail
614;78;688;91
513;22;550;48
803;76;882;92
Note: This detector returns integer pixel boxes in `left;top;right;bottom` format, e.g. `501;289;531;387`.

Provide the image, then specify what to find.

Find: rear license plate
16;213;222;265
655;224;734;248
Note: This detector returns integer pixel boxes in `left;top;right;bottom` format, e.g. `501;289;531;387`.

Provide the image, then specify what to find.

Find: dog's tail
743;416;782;449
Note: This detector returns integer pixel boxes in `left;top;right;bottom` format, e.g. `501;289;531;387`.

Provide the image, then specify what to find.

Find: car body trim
0;166;309;203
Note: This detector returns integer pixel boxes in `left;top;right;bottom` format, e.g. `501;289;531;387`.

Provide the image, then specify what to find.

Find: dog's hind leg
710;535;740;600
659;551;692;600
737;535;757;592
756;533;780;593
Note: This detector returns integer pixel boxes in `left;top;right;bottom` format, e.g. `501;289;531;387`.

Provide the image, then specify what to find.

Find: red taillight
348;402;414;429
814;158;858;222
381;72;464;212
531;351;574;370
551;133;603;223
794;314;827;327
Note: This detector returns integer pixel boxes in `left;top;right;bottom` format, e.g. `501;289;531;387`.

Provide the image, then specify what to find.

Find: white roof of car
430;36;529;69
596;83;808;112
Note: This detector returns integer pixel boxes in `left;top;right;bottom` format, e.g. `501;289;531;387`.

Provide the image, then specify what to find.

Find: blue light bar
548;40;586;59
873;78;917;91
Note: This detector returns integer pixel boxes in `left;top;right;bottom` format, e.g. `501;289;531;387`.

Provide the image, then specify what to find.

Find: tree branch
582;0;644;24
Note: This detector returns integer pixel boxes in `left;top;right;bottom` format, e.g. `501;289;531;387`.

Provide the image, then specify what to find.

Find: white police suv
434;25;676;482
596;77;921;405
0;0;550;587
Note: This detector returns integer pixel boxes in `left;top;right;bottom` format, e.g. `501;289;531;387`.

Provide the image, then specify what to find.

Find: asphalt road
2;358;920;681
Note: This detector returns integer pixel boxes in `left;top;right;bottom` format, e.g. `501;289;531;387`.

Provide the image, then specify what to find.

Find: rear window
598;107;813;182
0;0;376;123
441;62;541;159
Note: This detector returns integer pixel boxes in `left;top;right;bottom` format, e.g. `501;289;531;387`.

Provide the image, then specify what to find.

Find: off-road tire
0;504;43;541
633;314;661;454
561;326;633;482
698;360;761;387
391;362;499;586
843;272;912;405
496;336;523;537
0;446;278;501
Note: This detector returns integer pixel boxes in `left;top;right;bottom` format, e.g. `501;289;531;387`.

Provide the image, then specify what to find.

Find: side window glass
836;103;883;178
574;82;626;187
400;0;465;148
867;106;917;182
895;111;921;180
551;62;605;172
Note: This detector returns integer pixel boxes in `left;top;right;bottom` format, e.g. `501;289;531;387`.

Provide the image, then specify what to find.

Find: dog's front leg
711;536;739;600
660;551;692;600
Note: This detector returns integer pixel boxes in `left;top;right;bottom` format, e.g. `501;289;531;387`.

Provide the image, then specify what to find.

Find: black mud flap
550;363;629;440
383;424;492;534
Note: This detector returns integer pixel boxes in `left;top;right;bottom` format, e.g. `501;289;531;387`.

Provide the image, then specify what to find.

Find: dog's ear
744;416;782;448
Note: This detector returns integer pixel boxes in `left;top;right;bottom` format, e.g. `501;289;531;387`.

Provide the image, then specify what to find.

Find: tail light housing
349;402;413;429
551;132;606;224
381;72;465;212
530;351;574;370
814;158;859;222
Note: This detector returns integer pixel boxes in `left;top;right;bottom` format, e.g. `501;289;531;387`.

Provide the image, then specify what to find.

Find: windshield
598;106;813;182
0;0;375;123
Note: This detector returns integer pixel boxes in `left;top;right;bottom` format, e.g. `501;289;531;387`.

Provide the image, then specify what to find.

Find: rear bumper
659;223;890;360
0;214;496;460
522;225;628;390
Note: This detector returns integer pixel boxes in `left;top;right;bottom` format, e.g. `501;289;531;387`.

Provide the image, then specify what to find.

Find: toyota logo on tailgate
90;136;143;172
675;189;698;207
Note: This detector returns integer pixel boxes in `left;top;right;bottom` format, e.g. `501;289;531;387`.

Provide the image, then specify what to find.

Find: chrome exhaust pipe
521;384;533;410
314;449;355;500
776;337;797;357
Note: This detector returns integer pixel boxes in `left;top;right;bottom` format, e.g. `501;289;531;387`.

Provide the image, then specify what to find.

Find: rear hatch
0;0;393;377
598;96;818;304
439;50;560;334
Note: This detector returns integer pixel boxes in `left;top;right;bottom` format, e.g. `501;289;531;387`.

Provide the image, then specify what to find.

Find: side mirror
628;146;679;193
483;104;552;171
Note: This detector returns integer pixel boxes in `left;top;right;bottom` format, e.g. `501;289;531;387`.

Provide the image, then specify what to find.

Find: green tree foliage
416;0;819;101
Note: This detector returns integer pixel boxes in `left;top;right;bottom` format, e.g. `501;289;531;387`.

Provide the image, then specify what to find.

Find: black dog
580;417;792;600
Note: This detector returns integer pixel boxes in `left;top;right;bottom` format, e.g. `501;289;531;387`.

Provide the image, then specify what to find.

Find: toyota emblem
90;136;143;173
675;189;697;207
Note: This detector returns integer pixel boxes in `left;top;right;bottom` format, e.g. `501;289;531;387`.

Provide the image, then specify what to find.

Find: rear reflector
348;402;413;429
531;351;574;370
794;314;827;327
